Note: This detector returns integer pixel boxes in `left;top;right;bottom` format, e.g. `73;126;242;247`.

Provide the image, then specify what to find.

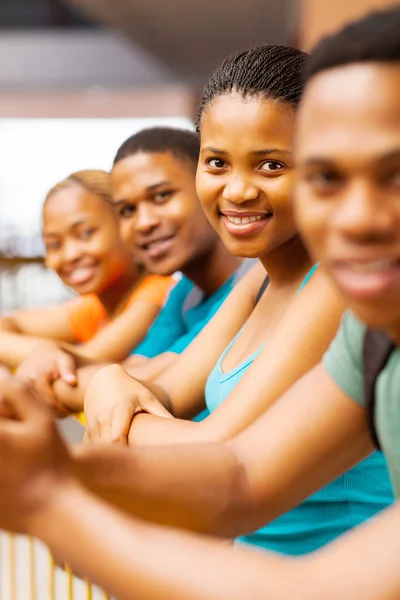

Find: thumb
58;352;77;386
139;395;174;419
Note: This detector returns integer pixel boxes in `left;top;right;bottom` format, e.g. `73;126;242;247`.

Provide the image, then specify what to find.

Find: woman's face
43;184;133;295
196;92;297;259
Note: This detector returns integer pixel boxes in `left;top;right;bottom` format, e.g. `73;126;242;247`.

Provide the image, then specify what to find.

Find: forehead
201;93;295;151
111;152;194;198
43;186;108;224
297;63;400;160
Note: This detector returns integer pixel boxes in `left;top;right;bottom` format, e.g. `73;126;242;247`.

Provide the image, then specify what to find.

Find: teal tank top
205;265;393;555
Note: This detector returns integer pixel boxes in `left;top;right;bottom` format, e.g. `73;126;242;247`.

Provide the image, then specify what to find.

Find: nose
333;180;396;243
61;239;84;264
134;202;160;234
222;173;260;205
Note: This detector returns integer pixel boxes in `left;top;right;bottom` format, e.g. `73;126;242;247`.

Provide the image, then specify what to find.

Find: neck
98;261;139;315
182;241;242;296
259;235;313;290
388;323;400;348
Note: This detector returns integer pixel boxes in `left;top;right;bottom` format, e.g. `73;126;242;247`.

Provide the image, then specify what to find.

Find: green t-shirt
323;311;400;497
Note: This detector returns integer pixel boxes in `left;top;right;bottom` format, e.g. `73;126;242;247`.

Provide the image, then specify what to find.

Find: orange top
67;274;175;343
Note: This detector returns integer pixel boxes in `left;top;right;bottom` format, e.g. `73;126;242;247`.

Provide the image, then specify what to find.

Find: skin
83;94;343;447
0;185;169;410
295;63;400;343
111;151;237;294
0;185;144;366
16;151;242;410
0;62;400;599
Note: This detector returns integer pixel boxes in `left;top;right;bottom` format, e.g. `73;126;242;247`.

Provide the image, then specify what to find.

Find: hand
16;341;77;417
84;364;172;445
0;377;74;535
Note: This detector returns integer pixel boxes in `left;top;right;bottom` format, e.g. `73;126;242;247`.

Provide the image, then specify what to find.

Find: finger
109;407;134;445
58;353;77;386
0;378;51;422
83;430;91;444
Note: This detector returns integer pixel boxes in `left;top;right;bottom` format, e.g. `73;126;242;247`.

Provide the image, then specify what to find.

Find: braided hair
305;6;400;81
196;45;308;132
113;127;199;168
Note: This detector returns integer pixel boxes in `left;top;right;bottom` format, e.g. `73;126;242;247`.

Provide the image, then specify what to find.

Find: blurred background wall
0;0;397;312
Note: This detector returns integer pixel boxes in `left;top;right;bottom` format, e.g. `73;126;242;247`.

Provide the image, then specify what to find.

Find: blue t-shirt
205;266;393;555
133;261;254;358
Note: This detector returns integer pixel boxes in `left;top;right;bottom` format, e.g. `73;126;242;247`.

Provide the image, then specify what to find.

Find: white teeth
226;215;263;225
348;259;396;273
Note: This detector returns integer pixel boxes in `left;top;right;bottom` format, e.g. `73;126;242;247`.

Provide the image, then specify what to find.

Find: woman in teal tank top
84;43;394;557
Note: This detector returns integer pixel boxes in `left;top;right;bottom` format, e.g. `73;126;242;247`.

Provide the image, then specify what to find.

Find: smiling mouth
225;215;265;225
332;258;400;298
220;211;272;236
140;235;176;259
344;259;400;273
62;266;97;286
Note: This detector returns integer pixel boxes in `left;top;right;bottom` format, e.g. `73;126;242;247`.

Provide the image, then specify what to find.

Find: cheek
294;193;327;254
196;173;219;215
45;255;59;271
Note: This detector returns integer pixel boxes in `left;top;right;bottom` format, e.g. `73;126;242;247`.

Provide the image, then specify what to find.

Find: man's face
111;151;219;276
295;63;400;334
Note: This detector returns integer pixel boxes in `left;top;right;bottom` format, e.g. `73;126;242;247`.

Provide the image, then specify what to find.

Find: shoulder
128;275;177;308
323;311;366;406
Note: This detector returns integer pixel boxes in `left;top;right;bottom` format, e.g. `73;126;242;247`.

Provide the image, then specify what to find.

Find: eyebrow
113;180;173;206
43;219;88;237
201;147;292;156
300;148;400;168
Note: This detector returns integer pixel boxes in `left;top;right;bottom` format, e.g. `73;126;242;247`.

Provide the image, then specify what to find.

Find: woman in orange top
0;170;174;372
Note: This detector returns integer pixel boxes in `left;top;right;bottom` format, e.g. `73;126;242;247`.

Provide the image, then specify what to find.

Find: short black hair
113;127;200;167
196;44;308;131
306;7;400;81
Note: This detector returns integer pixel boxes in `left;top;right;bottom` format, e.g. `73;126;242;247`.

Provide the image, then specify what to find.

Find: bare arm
1;378;394;600
83;264;266;442
31;486;400;600
0;330;50;368
0;304;75;341
75;300;161;363
127;270;345;445
76;365;374;537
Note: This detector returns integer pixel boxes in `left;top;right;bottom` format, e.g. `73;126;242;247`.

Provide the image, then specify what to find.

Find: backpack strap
363;328;395;449
254;275;270;306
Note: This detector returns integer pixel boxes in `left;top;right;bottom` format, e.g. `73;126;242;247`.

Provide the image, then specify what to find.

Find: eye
305;170;342;188
153;190;174;203
260;160;285;173
206;158;226;169
119;204;136;218
387;168;400;190
45;241;61;252
78;228;95;241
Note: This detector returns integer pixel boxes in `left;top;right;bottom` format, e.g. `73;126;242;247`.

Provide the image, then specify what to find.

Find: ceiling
63;0;299;84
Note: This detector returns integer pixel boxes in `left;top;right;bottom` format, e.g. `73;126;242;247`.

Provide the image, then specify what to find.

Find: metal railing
1;533;111;600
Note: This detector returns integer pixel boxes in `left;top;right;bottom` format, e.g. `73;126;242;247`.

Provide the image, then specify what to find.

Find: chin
347;299;400;333
223;239;264;259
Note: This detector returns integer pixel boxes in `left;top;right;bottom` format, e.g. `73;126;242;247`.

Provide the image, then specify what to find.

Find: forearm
127;412;210;446
0;331;45;368
72;442;253;537
125;352;178;382
0;315;20;333
30;482;300;600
